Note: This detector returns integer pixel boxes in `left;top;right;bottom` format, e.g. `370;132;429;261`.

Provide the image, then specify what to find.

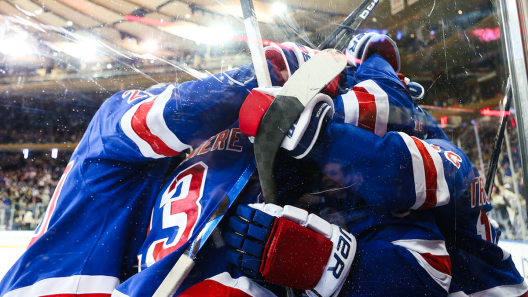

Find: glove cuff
281;93;334;159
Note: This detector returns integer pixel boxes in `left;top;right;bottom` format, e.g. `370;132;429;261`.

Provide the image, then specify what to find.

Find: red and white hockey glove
265;42;315;86
225;203;356;297
239;87;334;159
345;33;400;72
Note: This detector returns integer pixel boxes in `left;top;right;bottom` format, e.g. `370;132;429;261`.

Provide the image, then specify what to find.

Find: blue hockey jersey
313;55;526;296
0;63;278;297
114;56;456;297
113;122;258;296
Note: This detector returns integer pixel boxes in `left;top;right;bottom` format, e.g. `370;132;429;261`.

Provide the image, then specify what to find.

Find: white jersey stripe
356;80;389;137
421;140;450;207
392;239;451;292
3;275;119;297
408;249;452;292
121;96;164;159
391;239;449;255
341;90;360;126
398;132;427;209
146;85;191;153
208;272;278;297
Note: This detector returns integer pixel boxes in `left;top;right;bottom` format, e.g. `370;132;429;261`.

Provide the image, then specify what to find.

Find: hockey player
225;33;526;296
113;41;455;297
0;57;287;296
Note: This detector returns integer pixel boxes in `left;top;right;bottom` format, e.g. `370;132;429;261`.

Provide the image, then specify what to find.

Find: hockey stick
254;0;378;203
153;3;373;293
241;0;272;88
254;52;347;203
317;0;380;50
485;77;513;198
153;3;270;295
153;166;256;297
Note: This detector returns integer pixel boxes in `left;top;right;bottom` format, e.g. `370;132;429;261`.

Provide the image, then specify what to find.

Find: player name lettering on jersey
430;145;463;169
184;128;244;162
471;176;489;208
444;151;462;169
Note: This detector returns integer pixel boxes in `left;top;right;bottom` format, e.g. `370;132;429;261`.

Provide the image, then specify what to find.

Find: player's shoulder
104;83;175;107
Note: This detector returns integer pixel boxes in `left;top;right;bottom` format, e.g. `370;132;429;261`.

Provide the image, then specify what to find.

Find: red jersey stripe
131;98;181;157
41;293;112;297
411;137;438;209
419;253;452;276
352;86;377;134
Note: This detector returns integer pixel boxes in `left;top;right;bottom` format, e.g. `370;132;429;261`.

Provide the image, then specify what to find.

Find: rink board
1;231;528;281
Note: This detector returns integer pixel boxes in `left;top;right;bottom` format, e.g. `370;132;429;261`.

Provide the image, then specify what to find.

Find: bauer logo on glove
225;203;356;297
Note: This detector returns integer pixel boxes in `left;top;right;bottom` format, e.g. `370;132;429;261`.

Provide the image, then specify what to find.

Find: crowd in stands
457;120;527;240
0;101;93;145
0;152;69;231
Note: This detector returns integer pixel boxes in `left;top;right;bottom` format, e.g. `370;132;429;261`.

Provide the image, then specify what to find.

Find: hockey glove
239;87;334;159
345;33;400;72
265;42;315;86
397;73;425;101
265;43;343;97
225;203;356;297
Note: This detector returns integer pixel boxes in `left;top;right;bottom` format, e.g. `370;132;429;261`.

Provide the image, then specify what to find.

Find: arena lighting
480;108;511;117
272;3;287;15
472;27;500;42
59;40;99;59
142;40;158;52
23;149;29;159
51;148;58;159
440;116;448;128
0;39;33;56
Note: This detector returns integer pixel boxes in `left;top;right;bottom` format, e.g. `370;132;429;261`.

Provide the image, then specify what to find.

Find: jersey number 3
147;162;208;265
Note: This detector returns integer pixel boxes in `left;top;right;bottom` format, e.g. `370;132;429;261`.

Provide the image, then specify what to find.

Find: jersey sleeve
308;121;475;213
91;62;278;162
334;55;422;139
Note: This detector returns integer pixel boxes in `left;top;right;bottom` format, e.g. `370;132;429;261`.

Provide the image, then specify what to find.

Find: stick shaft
152;254;195;297
241;0;272;87
317;0;379;50
485;77;513;197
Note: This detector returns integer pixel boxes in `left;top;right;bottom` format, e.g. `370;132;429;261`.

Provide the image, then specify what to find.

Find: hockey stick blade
255;50;347;203
317;0;379;50
485;77;512;197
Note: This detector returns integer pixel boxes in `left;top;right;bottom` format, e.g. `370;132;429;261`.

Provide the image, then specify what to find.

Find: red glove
239;87;334;159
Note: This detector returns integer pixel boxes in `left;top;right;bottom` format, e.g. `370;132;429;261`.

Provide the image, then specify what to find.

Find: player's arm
110;65;272;161
103;43;318;162
305;121;475;213
335;33;447;140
